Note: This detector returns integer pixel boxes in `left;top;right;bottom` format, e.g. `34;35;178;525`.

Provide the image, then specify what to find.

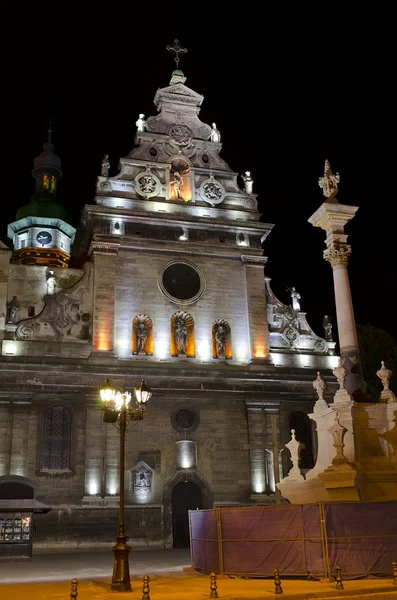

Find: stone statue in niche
210;123;221;143
6;296;20;324
288;287;301;311
242;171;254;194
136;322;148;355
175;315;188;355
136;113;147;132
323;315;333;341
101;154;110;177
215;323;227;358
170;170;184;199
132;463;153;500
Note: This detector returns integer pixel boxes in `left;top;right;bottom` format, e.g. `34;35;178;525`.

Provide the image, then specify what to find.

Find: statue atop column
175;315;188;356
101;154;110;178
288;286;301;311
242;171;254;194
318;159;340;201
210;123;221;143
323;315;333;341
136;114;147;133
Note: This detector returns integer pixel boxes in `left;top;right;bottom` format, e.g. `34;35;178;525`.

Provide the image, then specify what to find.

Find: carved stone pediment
15;264;93;343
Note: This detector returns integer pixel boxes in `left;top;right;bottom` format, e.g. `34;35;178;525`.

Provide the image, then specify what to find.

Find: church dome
16;197;71;222
32;141;62;178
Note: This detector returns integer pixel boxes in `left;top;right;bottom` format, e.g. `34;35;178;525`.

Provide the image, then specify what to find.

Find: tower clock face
36;231;53;246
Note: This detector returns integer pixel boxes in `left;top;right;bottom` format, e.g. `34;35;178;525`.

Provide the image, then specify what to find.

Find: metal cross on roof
166;39;188;70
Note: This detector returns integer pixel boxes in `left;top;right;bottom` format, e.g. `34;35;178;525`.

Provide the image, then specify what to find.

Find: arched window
42;406;71;470
288;411;314;470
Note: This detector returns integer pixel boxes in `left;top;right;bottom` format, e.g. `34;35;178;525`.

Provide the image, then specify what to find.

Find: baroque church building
0;67;338;550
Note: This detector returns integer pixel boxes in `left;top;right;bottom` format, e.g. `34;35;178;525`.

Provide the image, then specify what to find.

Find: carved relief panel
131;461;154;501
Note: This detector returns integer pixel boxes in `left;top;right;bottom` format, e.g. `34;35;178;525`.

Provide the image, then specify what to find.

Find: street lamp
99;378;152;593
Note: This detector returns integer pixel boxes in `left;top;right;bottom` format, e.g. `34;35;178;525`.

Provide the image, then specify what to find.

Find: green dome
16;196;71;223
172;69;184;77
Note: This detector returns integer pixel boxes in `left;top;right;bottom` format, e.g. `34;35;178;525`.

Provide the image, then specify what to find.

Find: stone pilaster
241;255;269;361
83;402;105;502
9;402;30;477
246;406;268;498
90;241;119;353
0;242;11;344
0;402;12;476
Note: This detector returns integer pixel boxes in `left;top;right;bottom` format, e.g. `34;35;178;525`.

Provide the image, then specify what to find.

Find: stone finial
313;371;326;402
333;358;347;390
377;361;396;404
285;429;304;481
329;412;348;466
318;159;340;201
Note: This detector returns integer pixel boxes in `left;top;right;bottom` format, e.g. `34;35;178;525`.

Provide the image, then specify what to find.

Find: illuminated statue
136;322;148;355
170;170;184;199
323;315;333;341
289;287;301;311
210;123;221;143
6;296;20;324
175;316;188;355
318;159;340;200
215;323;227;358
136;113;147;133
242;171;253;194
46;270;55;295
101;154;110;178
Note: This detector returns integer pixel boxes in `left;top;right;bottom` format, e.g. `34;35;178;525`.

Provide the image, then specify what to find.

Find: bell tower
7;121;76;267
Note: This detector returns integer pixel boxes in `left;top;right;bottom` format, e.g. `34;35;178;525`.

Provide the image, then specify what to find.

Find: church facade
0;69;338;550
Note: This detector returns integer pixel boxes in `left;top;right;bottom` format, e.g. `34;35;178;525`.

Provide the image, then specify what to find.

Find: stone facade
0;69;339;550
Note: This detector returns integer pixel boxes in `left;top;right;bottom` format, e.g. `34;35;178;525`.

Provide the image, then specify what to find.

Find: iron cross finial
166;39;188;70
46;117;54;143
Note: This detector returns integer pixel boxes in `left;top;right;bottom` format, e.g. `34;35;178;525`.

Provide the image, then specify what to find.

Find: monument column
308;160;365;400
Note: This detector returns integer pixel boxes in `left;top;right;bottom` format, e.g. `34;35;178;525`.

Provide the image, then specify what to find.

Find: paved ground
0;550;396;599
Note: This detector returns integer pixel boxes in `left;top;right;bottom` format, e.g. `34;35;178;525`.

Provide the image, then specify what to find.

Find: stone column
241;256;269;361
308;164;366;400
90;241;120;353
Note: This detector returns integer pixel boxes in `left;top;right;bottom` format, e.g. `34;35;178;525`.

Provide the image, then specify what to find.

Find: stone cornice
89;240;120;257
308;201;359;233
241;255;268;266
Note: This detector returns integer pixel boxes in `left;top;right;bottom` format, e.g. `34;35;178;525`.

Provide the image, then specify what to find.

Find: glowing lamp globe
134;380;152;405
99;378;116;403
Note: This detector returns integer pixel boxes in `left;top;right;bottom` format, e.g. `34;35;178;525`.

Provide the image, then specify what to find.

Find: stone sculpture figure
215;323;227;358
313;371;326;402
6;296;20;324
136;322;148;355
318;159;340;199
323;315;333;341
170;170;183;199
175;316;188;355
210;123;221;143
136;113;147;132
242;171;254;194
289;287;301;311
101;154;110;177
46;270;55;295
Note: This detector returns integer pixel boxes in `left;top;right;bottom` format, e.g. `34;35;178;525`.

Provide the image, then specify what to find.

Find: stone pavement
0;550;396;599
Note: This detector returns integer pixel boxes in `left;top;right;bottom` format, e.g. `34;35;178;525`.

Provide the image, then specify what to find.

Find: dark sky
3;11;395;343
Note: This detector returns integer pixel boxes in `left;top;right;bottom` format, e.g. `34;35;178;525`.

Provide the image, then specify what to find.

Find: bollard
70;578;78;599
142;574;151;599
335;565;344;590
209;572;219;598
273;568;283;594
392;562;397;585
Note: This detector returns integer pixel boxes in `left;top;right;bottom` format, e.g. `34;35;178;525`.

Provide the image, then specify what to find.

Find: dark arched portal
172;481;202;548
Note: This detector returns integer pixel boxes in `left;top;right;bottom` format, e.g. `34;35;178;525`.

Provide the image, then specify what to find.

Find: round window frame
158;260;206;305
171;404;200;434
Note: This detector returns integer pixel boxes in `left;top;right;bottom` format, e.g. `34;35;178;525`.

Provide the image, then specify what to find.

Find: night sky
3;14;395;343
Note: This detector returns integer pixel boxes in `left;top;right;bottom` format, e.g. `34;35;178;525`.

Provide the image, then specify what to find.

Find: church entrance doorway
172;481;202;548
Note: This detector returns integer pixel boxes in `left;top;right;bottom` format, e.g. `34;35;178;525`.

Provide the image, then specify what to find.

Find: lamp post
99;378;152;593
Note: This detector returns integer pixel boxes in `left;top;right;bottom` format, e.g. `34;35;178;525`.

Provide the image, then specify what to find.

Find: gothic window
288;411;314;470
41;405;71;470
